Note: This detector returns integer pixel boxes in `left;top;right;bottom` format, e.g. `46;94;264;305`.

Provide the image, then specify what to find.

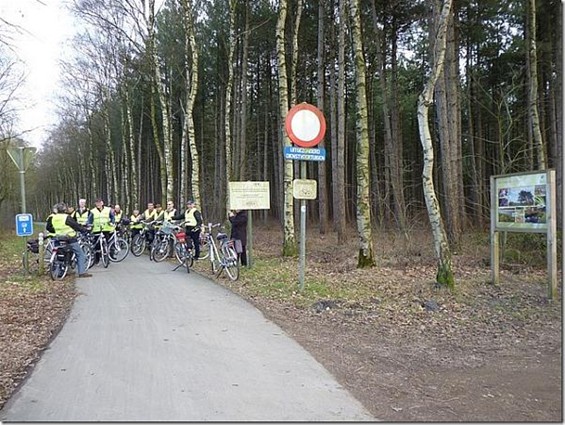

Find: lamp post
7;146;37;213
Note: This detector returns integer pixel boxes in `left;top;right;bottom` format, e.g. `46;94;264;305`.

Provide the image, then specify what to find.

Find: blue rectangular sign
16;213;33;237
283;146;326;161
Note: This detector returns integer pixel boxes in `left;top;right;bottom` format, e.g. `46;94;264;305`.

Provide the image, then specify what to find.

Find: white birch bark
348;0;375;268
276;0;297;256
180;0;201;205
417;0;455;287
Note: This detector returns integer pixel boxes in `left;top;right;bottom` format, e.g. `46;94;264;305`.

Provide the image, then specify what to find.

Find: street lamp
7;146;37;213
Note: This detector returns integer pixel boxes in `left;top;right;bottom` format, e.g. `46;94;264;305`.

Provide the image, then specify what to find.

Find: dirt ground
0;227;562;422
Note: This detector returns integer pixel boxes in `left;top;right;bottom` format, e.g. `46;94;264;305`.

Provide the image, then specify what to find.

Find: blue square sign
16;213;33;237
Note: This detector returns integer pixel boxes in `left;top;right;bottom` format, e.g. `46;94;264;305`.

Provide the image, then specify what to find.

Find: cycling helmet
55;202;68;213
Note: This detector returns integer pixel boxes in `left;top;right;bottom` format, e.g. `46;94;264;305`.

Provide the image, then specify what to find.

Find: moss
282;240;298;257
436;260;455;289
357;249;376;268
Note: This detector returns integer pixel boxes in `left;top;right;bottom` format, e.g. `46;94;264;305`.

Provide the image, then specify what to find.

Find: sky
1;0;76;148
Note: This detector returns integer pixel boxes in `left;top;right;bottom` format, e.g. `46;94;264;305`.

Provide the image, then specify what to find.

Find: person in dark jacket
228;209;247;266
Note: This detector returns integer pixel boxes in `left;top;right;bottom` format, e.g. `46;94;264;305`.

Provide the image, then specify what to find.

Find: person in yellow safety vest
129;209;143;239
87;198;115;264
137;202;158;243
158;200;177;223
44;206;57;238
72;198;92;226
45;202;92;278
88;198;115;233
153;204;164;230
113;204;124;225
171;199;203;259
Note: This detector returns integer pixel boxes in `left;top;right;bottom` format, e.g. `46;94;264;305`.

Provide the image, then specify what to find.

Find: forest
0;0;562;279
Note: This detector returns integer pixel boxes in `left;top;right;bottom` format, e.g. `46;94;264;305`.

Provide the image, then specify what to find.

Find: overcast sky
1;0;75;148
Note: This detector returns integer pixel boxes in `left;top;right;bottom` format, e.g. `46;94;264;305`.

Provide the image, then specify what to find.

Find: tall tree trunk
527;0;547;169
238;0;250;180
120;97;131;209
435;4;463;246
224;0;236;214
147;0;166;204
349;0;376;268
417;0;454;288
180;0;201;205
336;0;346;243
277;0;297;256
317;0;328;234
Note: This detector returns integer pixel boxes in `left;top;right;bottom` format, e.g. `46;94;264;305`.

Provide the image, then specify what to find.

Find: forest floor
0;225;562;421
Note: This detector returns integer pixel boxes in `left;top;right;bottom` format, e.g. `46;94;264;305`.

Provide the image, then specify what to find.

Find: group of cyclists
44;197;204;278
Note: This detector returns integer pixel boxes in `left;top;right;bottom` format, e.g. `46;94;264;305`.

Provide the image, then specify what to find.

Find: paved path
1;255;374;422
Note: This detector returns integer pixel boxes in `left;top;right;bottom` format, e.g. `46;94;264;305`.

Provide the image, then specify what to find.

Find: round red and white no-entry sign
285;103;326;148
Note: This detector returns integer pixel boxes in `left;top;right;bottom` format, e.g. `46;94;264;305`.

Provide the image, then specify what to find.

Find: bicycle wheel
80;243;94;270
101;238;110;268
199;236;210;260
131;234;145;256
153;238;171;262
109;238;129;262
49;259;68;281
209;243;221;273
222;245;240;281
173;241;186;264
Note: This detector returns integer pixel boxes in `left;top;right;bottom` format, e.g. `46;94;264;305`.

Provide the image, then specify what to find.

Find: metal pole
562;0;565;288
299;161;306;291
18;148;28;275
247;210;253;268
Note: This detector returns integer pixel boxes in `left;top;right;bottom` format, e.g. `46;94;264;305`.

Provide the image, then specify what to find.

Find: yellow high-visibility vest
52;213;76;238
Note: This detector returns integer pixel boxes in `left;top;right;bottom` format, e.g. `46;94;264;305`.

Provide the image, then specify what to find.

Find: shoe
78;273;93;278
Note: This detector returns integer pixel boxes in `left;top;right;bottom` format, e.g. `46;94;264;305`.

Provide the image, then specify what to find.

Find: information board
229;181;270;210
492;171;550;232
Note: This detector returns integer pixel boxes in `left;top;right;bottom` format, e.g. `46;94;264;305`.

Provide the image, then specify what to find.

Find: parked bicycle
131;220;158;257
22;235;54;274
171;223;194;273
149;221;173;262
202;222;239;281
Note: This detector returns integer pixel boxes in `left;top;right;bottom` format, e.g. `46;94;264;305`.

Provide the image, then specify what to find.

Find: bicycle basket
161;221;176;235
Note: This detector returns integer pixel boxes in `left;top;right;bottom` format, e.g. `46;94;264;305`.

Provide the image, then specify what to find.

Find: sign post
284;103;326;291
7;146;37;275
229;181;271;268
490;170;557;299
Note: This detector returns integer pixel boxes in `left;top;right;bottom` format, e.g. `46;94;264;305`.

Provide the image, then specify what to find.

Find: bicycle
131;221;157;257
88;231;110;268
202;223;239;281
23;236;55;274
149;221;174;262
107;228;129;262
171;223;196;273
48;237;85;280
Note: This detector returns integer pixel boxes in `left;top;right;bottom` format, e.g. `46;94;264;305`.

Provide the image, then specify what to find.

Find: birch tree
526;0;546;170
349;0;376;268
276;0;298;256
178;0;200;205
417;0;454;288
